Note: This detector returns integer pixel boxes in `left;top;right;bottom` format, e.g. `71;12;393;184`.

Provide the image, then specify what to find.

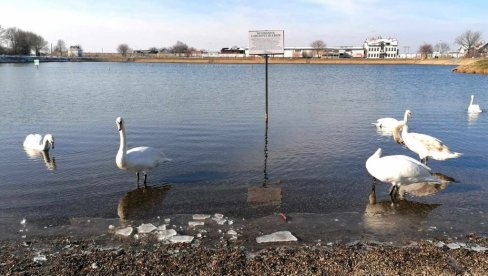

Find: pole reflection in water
364;184;440;234
117;184;171;220
247;117;282;207
24;148;56;171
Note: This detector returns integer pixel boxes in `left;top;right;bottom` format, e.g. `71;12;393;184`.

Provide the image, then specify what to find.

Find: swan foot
389;185;399;201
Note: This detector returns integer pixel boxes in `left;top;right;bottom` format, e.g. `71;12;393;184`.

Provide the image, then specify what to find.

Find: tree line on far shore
117;41;198;57
0;24;79;56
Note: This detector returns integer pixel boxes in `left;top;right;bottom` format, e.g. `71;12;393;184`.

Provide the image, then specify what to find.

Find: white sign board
249;30;284;55
33;59;40;66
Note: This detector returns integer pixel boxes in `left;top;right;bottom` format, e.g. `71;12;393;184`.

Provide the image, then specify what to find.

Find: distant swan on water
23;134;54;151
366;148;440;199
468;95;482;113
115;117;170;186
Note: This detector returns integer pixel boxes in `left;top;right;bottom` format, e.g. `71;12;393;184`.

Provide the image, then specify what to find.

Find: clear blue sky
1;0;487;52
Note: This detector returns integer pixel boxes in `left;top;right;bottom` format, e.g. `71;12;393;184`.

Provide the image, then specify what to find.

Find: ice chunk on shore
471;245;488;252
434;241;445;247
115;226;133;237
157;229;177;241
193;214;211;220
447;243;462;250
227;230;237;236
212;217;227;225
20;218;26;226
256;231;297;243
157;224;167;231
169;235;194;244
188;221;205;227
137;223;156;234
214;213;224;219
33;253;47;263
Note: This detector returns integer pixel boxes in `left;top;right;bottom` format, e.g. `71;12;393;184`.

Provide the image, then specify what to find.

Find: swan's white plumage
401;123;462;162
373;110;410;130
468;95;482;113
115;117;170;183
366;148;439;189
23;134;54;151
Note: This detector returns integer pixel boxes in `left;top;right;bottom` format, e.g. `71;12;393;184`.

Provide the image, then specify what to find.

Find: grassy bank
453;59;488;74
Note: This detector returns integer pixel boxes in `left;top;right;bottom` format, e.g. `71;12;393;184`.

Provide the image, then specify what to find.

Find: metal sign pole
265;54;269;121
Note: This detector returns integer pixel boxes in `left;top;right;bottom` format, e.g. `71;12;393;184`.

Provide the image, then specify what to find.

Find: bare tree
148;47;158;54
419;43;433;59
31;33;48;56
434;42;450;56
54;39;67;56
310;40;327;58
170;41;189;54
455;30;482;57
117;43;129;56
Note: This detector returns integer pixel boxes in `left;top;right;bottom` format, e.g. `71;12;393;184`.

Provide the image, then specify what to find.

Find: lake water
1;62;487;242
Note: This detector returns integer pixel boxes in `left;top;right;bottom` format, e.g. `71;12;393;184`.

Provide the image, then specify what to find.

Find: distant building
68;45;83;57
364;37;399;59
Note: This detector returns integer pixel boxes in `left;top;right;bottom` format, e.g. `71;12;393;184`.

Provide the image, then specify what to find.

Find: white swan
372;110;410;130
401;111;462;164
115;117;170;186
366;148;440;198
23;134;54;151
468;95;482;113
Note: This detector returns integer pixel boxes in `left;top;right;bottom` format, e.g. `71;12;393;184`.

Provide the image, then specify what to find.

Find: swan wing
368;155;437;184
126;146;169;170
23;134;43;148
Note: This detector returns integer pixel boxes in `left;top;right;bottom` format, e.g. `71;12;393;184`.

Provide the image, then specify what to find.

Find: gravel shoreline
2;234;488;275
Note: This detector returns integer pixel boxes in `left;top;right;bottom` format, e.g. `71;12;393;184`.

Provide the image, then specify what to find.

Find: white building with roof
364;37;399;58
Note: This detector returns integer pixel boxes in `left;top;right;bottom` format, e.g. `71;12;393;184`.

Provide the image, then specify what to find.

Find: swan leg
143;173;147;185
371;177;376;192
389;185;398;201
136;172;140;187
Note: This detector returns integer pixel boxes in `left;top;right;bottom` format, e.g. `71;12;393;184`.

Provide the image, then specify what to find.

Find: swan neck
118;127;127;155
42;136;50;150
403;112;409;123
470;95;474;105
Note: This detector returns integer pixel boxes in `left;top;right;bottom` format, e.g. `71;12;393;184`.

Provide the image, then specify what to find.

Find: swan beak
117;124;122;131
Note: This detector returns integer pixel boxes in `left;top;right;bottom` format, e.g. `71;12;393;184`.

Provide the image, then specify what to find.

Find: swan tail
430;151;462;161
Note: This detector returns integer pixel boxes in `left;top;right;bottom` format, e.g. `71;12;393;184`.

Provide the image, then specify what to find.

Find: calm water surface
0;62;487;241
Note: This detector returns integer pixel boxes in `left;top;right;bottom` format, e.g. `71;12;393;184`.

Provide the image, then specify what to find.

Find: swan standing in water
366;148;440;199
401;110;462;164
23;134;54;151
115;117;170;186
468;95;482;113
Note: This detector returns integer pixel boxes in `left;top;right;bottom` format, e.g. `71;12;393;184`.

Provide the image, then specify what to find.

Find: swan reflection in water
117;184;171;220
398;172;455;199
364;184;440;233
468;112;480;124
23;148;56;170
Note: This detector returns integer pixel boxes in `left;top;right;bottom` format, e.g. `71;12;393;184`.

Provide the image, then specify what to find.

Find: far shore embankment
2;54;482;67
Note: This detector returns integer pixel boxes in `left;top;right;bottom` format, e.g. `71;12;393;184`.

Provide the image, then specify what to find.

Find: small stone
20;218;26;226
188;221;205;227
196;233;202;238
133;234;139;240
137;223;156;234
91;262;98;269
115;226;133;237
108;225;115;230
227;230;237;236
164;218;171;223
169;235;194;244
157;229;177;241
256;231;298;243
228;220;234;225
193;214;211;220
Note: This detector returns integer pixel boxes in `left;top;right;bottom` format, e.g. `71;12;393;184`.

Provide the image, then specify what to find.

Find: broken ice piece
137;223;156;234
157;229;177;241
256;231;297;243
169;235;194;244
115;226;133;237
447;243;461;250
214;213;224;219
188;221;205;227
193;214;211;220
157;224;167;231
212;217;227;225
227;230;237;236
